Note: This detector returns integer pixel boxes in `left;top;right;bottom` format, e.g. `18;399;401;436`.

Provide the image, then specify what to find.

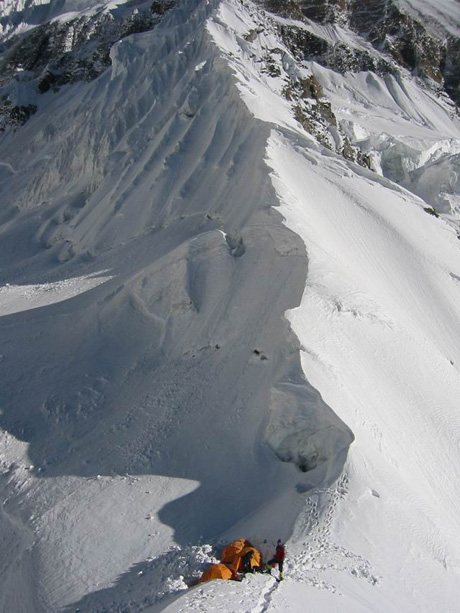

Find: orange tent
237;545;262;572
198;563;235;584
221;539;246;565
220;539;262;573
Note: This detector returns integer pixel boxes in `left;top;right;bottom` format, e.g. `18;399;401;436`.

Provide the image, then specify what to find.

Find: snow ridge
0;0;353;609
1;0;460;609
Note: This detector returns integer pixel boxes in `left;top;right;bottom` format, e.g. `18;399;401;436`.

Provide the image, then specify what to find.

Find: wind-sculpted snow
0;0;354;609
265;130;460;610
0;0;112;38
0;0;177;132
1;0;460;610
403;152;460;214
399;0;460;36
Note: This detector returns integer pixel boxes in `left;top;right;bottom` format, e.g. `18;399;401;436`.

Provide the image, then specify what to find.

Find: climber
266;539;285;580
241;548;255;573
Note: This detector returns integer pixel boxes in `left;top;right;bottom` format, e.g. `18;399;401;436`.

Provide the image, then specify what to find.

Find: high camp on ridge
0;0;460;611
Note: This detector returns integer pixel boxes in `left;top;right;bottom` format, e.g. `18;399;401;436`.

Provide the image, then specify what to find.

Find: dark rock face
444;37;460;106
299;0;346;23
265;0;346;23
279;24;396;77
0;99;37;131
347;0;443;82
0;1;176;131
263;0;460;105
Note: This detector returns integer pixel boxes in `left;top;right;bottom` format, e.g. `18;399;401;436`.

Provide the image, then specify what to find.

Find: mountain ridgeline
1;0;459;188
0;0;460;610
265;0;459;103
0;0;176;130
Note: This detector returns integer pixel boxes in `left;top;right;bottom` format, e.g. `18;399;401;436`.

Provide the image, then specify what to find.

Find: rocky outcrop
265;0;346;24
263;0;460;106
0;1;175;131
279;24;396;77
444;37;460;106
347;0;444;83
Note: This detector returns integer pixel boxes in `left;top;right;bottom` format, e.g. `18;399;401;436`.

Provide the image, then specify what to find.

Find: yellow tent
221;539;246;565
237;545;262;572
198;563;235;584
196;539;263;585
220;539;262;573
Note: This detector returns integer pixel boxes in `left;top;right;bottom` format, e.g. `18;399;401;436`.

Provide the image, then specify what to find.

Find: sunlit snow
1;0;460;611
0;272;113;316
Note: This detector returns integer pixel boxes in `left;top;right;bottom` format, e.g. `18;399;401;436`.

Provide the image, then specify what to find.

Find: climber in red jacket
266;539;285;580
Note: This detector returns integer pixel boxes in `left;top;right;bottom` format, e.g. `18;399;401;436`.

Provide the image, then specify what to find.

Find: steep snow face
1;0;460;610
0;0;174;134
267;133;460;609
312;64;460;214
399;0;460;35
0;0;114;37
202;0;460;610
0;0;353;609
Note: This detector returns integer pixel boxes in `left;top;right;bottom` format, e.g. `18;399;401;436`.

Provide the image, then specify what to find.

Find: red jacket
275;544;285;561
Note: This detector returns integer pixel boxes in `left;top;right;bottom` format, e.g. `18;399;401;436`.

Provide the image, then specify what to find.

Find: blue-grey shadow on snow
63;547;204;613
0;13;355;607
0;206;353;545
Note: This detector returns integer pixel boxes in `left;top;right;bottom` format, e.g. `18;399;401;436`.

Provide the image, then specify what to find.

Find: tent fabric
221;539;246;564
238;545;262;571
197;539;264;585
198;563;234;584
220;539;262;573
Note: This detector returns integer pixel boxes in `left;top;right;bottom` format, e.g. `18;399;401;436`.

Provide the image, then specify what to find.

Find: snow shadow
0;1;354;606
0;203;353;549
63;544;214;613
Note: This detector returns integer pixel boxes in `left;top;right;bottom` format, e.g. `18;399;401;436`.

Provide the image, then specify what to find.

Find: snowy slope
268;132;460;610
399;0;460;35
0;0;351;610
0;0;117;38
1;0;460;611
168;0;460;610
